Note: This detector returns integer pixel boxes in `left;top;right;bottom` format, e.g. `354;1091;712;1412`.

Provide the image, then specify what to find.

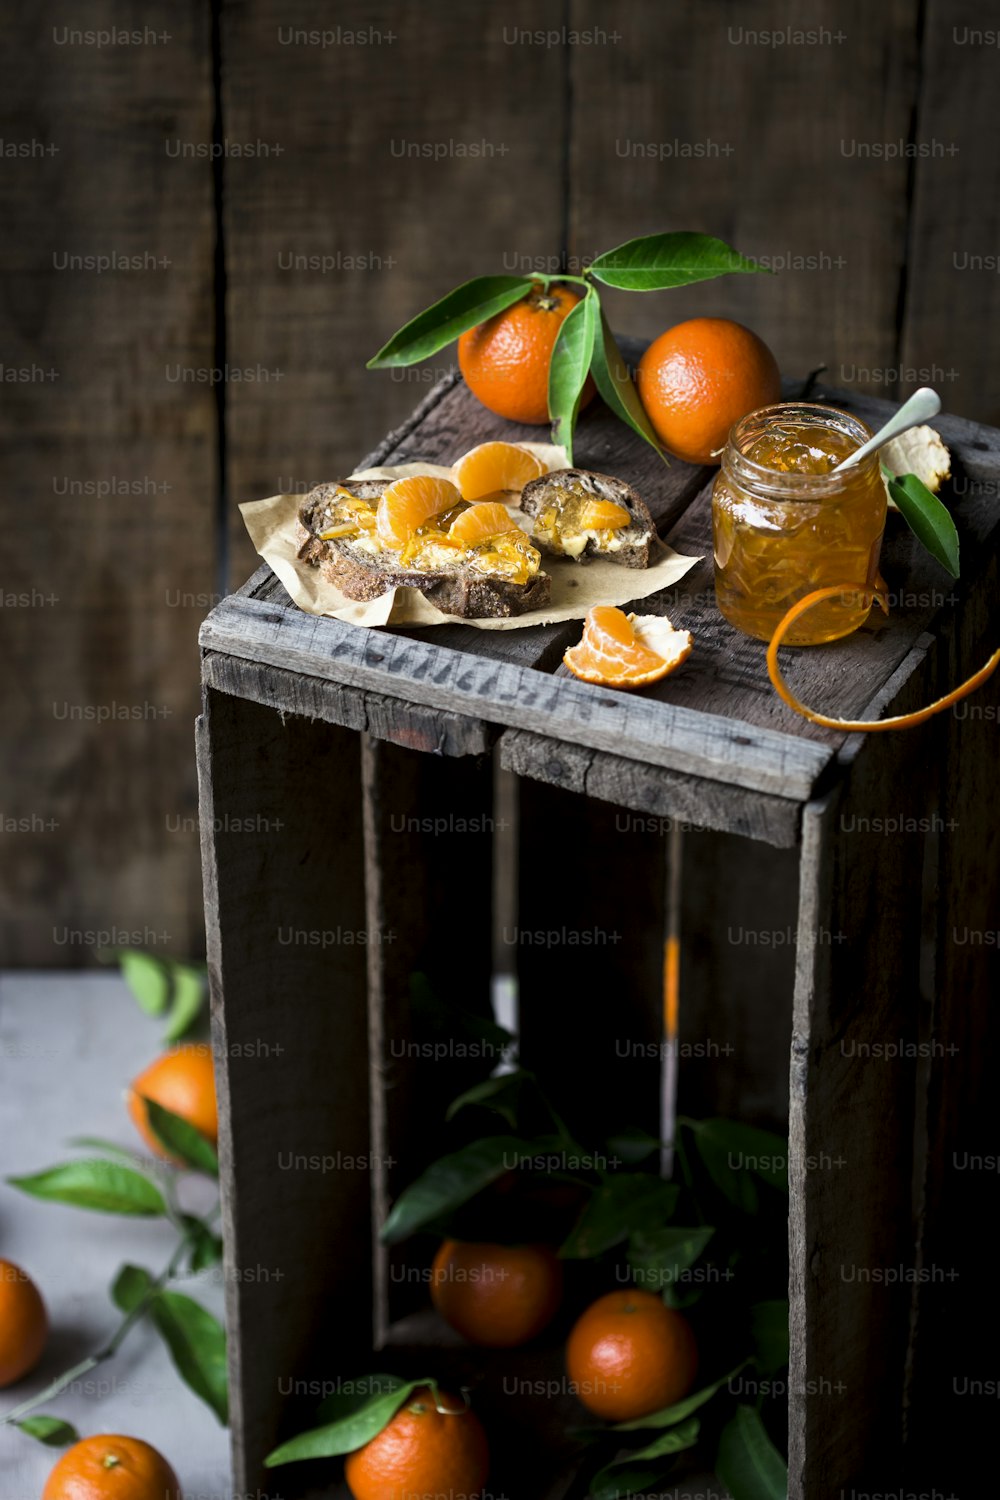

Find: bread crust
296;480;551;618
519;467;654;568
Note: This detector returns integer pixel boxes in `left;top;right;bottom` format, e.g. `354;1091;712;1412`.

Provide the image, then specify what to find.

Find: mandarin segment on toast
296;480;550;618
519;468;655;567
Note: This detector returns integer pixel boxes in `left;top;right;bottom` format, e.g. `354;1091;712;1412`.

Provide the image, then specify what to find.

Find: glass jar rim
722;401;879;498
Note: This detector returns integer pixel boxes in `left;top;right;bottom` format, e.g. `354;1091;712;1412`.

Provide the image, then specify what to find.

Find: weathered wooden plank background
2;0;998;961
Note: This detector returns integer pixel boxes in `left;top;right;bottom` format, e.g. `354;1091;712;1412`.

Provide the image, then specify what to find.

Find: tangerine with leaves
637;317;780;465
0;1258;47;1387
566;1288;698;1421
430;1240;563;1348
458;284;595;426
127;1043;218;1162
42;1435;181;1500
344;1386;489;1500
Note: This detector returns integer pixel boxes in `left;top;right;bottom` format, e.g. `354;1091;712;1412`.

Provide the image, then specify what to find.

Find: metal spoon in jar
832;386;942;471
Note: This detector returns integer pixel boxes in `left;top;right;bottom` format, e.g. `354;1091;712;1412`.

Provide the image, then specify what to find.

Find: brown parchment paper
238;444;702;631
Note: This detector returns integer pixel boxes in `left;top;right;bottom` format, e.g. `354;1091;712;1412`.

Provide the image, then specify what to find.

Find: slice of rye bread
519;467;655;568
296;480;551;619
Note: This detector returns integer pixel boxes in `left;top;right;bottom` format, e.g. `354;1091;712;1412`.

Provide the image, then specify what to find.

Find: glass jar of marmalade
712;403;887;645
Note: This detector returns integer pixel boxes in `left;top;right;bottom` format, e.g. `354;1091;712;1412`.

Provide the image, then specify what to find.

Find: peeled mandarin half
564;606;693;689
376;475;462;549
448;501;520;545
453;441;546;500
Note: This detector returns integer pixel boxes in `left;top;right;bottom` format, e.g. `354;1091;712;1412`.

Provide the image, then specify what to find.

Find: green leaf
613;1362;749;1431
887;472;960;578
380;1136;532;1244
316;1373;409;1425
560;1174;679;1259
590;313;668;459
68;1136;145;1164
629;1415;701;1461
589;232;769;291
716;1404;788;1500
589;1459;674;1500
606;1127;662;1167
183;1217;225;1273
368;277;534;367
266;1377;429;1465
164;964;206;1042
141;1098;219;1176
111;1263;155;1314
446;1070;535;1128
117;949;171;1016
7;1160;166;1216
751;1300;790;1376
590;1424;700;1500
547;288;597;462
627;1225;715;1301
149;1289;228;1424
14;1416;80;1447
688;1118;788;1211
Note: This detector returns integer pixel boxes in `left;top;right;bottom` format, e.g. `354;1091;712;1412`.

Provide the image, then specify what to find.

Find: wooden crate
196;355;999;1499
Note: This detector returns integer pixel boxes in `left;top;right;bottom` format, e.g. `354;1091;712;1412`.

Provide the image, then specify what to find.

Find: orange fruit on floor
636;317;781;465
127;1043;218;1162
42;1434;181;1500
453;441;546;499
376;475;462;548
430;1239;563;1348
458;283;596;426
0;1258;47;1387
566;1288;698;1421
563;607;693;690
448;502;519;546
344;1386;489;1500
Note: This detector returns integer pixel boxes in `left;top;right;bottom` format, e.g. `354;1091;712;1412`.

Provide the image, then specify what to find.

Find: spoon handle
835;386;942;471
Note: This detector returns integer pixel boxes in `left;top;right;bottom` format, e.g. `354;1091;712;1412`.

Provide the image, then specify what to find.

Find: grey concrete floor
0;972;230;1500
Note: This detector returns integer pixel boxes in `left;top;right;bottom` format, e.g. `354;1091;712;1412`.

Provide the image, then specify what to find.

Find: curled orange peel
766;583;1000;732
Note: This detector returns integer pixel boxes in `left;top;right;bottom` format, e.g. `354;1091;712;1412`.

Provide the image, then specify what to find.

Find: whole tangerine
636;317;780;465
344;1386;489;1500
0;1258;47;1387
42;1434;181;1500
126;1043;218;1162
430;1240;563;1347
566;1288;698;1421
458;283;595;426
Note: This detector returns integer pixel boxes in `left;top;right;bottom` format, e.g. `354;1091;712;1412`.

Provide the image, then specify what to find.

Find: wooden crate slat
200;594;833;798
197;690;373;1495
499;728;803;848
360;737;496;1338
202;648;493;757
788;640;939;1494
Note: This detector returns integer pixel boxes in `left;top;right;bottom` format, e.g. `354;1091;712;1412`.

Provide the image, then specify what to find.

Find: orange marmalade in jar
712;403;887;645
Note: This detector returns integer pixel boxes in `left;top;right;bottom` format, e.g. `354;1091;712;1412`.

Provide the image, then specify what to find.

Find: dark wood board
197;690;373;1496
900;0;1000;427
568;0;921;403
218;0;569;586
0;1;217;964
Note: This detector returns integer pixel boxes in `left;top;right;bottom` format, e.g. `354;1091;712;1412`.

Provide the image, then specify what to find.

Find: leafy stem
1;1224;197;1429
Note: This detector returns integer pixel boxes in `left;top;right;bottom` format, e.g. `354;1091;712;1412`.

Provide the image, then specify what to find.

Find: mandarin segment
376;475;462;549
453;441;546;500
577;497;631;530
448;501;519;545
